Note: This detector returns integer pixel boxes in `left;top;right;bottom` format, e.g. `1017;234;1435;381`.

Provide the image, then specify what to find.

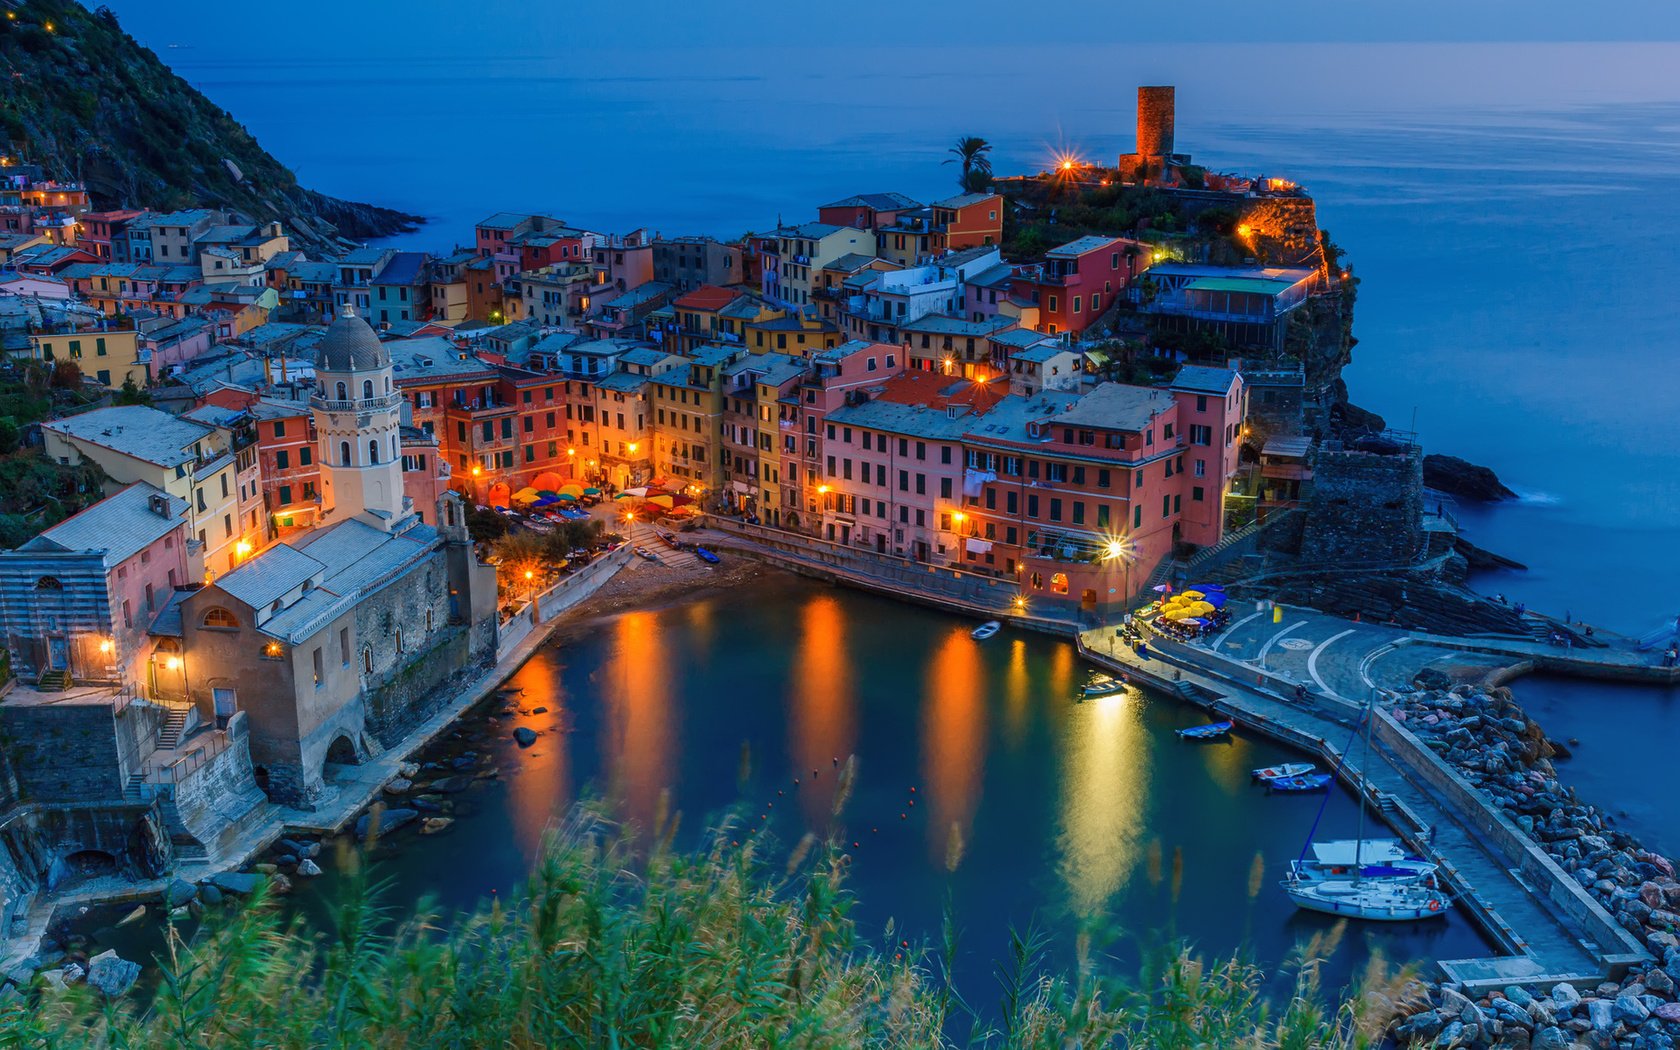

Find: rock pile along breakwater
1392;684;1680;1048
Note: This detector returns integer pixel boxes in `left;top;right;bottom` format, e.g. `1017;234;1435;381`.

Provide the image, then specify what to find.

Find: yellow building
31;327;143;389
647;345;745;495
743;313;842;357
41;405;266;580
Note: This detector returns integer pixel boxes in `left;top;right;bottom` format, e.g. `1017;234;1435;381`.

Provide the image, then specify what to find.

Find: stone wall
165;713;266;856
362;626;482;748
1299;446;1425;566
0;701;124;803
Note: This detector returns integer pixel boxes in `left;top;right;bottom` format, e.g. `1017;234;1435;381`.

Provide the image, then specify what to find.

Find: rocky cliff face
0;1;419;252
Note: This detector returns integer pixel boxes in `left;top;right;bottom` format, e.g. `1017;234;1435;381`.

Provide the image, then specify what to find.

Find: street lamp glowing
952;511;966;524
817;484;830;495
165;656;182;671
567;448;576;456
98;639;113;654
1012;596;1027;612
235;540;252;557
1104;539;1126;560
470;465;481;477
524;570;534;581
625;511;635;522
627;442;638;454
1237;224;1253;238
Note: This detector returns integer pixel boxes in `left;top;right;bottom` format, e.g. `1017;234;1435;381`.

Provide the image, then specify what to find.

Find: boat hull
1282;880;1451;921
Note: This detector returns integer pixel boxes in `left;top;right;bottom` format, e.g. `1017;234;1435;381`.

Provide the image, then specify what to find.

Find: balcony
312;392;402;413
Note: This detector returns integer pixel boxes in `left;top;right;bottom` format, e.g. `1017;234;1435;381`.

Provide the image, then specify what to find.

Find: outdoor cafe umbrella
534;496;560;507
554;493;576;502
512;488;540;504
1202;592;1228;609
560;484;584;496
1151;584;1173;594
1188;601;1216;616
647;494;676;509
537;490;560;500
620;486;650;499
582;487;602;496
1161;607;1191;620
1181;590;1206;600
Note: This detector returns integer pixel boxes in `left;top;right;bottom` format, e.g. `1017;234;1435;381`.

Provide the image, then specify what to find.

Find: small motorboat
1176;720;1233;740
1267;773;1333;793
694;547;720;565
971;621;1001;641
1079;674;1126;699
1252;762;1315;782
634;546;659;562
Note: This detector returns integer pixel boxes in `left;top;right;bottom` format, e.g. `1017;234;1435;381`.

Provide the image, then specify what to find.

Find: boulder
426;776;473;794
397;762;419;778
1653;1002;1680;1023
383;778;413;795
531;706;548;715
85;950;140;997
419;816;454;835
1532;1026;1569;1050
270;873;293;895
209;871;263;896
164;879;197;908
296;859;322;877
513;727;537;747
1613;993;1650;1024
1646;967;1676;997
1433;1019;1463;1047
198;883;223;907
355;807;419;840
1586;998;1613;1032
59;962;86;985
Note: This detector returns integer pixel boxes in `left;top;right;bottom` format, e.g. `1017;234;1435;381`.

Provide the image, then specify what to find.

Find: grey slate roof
22;483;188;568
1169;364;1239;395
1049;383;1172;431
214;543;325;611
819;192;921;211
42;405;213;468
253;518;440;643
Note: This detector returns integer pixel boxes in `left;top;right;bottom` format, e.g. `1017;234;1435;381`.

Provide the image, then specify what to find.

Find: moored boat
1079;673;1126;698
694;546;720;564
1267;773;1333;792
1251;762;1314;781
1176;720;1233;740
1286;839;1439;887
1283;878;1450;921
971;621;1001;641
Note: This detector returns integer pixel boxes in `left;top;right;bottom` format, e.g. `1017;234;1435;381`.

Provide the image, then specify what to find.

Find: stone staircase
35;669;70;692
156;705;190;750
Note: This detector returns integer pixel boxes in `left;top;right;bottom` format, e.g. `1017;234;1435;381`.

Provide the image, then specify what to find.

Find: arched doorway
324;734;360;768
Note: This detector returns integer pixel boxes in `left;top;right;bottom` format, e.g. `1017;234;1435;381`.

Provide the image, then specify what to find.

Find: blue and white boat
1267;773;1333;793
694;546;720;565
1175;720;1233;740
971;621;1001;641
1286;839;1439;887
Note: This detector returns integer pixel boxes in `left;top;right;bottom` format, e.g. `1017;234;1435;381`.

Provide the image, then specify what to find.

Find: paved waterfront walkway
1078;624;1639;991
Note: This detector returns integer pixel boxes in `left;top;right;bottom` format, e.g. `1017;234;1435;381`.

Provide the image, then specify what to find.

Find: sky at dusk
102;1;1680;53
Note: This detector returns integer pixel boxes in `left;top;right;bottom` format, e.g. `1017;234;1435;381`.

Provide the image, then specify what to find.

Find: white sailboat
1281;693;1452;922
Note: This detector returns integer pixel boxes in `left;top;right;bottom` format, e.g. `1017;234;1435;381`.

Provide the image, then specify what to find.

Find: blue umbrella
1202;592;1227;609
1188;583;1226;593
534;496;560;507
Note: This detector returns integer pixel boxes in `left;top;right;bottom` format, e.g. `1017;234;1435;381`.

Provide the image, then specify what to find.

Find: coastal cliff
0;1;419;251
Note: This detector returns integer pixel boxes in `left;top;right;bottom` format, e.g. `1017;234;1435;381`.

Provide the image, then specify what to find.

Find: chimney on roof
148;492;170;518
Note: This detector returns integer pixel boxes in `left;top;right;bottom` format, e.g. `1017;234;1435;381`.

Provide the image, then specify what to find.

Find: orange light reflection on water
922;628;988;857
503;651;572;860
1002;638;1030;748
599;611;676;831
791;595;856;824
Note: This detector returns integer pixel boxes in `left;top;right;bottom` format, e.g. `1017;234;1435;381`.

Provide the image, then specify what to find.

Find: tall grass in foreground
0;798;1426;1048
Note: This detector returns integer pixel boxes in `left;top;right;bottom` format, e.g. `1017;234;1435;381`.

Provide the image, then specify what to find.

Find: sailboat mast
1354;688;1375;883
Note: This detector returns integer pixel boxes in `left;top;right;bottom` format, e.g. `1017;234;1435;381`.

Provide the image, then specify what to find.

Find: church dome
317;306;390;372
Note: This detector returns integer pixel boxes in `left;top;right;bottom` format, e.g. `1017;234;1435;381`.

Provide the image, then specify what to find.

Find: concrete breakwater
1390;686;1680;1048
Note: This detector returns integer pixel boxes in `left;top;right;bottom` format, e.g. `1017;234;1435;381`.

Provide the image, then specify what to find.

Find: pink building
1168;365;1246;547
817;369;1006;561
1011;235;1149;337
0;483;192;689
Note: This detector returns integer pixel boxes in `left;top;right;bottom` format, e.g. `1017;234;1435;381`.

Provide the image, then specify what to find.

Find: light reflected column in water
600;611;676;831
922;630;988;861
1002;639;1030;749
791;596;857;826
504;651;573;860
1056;685;1151;917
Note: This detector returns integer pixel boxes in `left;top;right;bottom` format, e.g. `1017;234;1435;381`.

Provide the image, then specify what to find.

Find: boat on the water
695;547;720;564
1281;694;1453;921
1283;877;1450;921
971;621;1001;641
1176;720;1233;740
1251;762;1314;781
1286;839;1439;887
1079;674;1126;699
1267;773;1333;793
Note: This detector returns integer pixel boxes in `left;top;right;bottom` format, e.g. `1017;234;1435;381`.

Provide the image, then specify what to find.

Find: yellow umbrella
1181;590;1205;600
1189;601;1216;616
513;487;540;504
647;494;675;509
1161;607;1190;620
1165;595;1189;607
559;484;585;497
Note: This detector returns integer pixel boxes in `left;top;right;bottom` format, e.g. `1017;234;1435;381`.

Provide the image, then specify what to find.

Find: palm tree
945;135;993;192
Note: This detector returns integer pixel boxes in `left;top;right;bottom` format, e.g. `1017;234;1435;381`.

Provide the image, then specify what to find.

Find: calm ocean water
113;33;1680;881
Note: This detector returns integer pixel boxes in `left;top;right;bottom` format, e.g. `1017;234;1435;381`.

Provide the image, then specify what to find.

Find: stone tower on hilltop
1119;85;1190;184
311;306;411;531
